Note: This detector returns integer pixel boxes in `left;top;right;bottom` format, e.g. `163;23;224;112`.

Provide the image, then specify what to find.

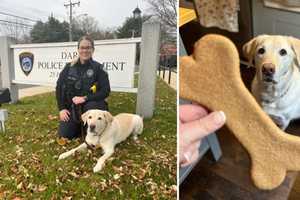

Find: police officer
56;35;110;141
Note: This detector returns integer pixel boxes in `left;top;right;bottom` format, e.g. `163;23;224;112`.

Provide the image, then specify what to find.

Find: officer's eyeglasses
79;46;93;50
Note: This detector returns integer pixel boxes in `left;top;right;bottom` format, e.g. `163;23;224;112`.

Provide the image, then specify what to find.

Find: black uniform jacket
55;58;111;111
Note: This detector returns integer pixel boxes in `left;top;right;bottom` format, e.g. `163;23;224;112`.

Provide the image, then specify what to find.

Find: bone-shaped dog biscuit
180;34;300;190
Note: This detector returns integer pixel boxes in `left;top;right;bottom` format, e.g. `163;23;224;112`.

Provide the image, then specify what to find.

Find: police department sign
19;52;34;76
12;38;141;92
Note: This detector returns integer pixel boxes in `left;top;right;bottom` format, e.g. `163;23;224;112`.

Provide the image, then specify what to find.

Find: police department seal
86;69;94;77
19;52;34;76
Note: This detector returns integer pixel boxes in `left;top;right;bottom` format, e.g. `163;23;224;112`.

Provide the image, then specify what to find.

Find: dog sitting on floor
58;109;143;172
243;35;300;129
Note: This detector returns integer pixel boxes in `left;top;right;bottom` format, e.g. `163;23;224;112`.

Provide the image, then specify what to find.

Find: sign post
0;36;18;103
136;22;161;118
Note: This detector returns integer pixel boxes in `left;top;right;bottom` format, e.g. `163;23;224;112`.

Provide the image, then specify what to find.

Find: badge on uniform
86;69;94;77
90;84;97;93
19;52;34;76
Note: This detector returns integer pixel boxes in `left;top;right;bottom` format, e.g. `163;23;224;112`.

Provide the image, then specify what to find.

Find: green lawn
0;78;177;199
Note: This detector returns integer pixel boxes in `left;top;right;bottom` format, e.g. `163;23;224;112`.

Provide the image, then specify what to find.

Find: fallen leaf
170;185;177;193
16;145;23;157
68;172;79;178
17;182;23;190
138;168;147;180
113;174;120;180
38;185;47;192
48;115;58;120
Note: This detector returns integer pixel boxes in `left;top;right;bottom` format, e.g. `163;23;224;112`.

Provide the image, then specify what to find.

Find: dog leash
78;104;85;142
84;140;97;150
71;103;85;142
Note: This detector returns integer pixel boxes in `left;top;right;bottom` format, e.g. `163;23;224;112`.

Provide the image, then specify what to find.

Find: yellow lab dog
58;110;143;172
243;35;300;129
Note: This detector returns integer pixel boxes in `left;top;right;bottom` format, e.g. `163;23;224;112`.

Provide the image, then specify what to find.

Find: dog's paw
58;153;68;160
93;163;103;173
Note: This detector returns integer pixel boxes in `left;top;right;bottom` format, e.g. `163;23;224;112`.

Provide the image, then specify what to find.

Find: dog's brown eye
258;48;265;55
98;117;102;120
279;49;287;56
88;116;92;119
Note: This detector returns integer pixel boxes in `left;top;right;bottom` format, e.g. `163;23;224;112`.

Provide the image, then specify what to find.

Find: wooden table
180;125;299;199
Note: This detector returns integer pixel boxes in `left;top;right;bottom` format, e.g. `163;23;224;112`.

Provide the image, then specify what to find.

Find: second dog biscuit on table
179;34;300;190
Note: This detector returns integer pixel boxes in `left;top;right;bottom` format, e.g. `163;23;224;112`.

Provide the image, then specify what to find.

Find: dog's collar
261;77;292;104
84;122;109;150
278;72;293;99
279;83;291;99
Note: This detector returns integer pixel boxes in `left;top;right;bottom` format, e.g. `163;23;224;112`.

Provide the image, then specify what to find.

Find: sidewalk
18;86;55;99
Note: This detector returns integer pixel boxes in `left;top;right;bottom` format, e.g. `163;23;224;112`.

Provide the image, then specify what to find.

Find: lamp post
64;0;80;42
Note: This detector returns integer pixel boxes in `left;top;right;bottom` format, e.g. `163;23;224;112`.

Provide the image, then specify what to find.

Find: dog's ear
103;111;113;124
81;111;90;125
243;35;268;67
288;36;300;67
70;56;79;66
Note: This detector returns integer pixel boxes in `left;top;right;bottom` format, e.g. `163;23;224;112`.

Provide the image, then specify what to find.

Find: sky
0;0;149;29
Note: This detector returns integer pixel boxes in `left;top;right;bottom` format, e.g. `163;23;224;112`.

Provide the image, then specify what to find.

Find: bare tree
19;34;32;43
145;0;177;68
0;16;33;43
145;0;177;46
73;15;116;40
73;16;99;35
146;0;177;30
90;29;116;40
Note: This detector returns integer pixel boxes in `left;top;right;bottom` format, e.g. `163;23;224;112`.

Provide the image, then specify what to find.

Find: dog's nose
262;63;275;76
89;124;96;131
